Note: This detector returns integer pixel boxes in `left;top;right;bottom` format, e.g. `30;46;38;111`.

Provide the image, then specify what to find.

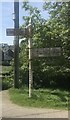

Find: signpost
32;47;61;58
6;1;33;96
6;11;32;97
6;1;61;97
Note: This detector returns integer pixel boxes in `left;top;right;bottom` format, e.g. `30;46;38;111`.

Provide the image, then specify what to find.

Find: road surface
0;90;69;119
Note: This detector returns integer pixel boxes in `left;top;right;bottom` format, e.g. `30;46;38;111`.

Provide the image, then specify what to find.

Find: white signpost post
28;18;33;98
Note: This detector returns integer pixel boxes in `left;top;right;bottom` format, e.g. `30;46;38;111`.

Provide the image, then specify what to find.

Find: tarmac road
0;90;69;118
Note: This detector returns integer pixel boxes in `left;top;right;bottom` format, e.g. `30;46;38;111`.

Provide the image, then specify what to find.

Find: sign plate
6;28;29;36
32;47;61;57
6;28;19;36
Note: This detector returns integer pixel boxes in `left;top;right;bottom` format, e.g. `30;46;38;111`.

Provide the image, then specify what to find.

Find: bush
2;76;13;90
33;67;70;89
19;67;28;87
2;61;10;66
19;65;70;89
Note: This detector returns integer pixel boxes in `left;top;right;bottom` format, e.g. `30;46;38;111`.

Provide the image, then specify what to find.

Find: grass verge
9;88;69;110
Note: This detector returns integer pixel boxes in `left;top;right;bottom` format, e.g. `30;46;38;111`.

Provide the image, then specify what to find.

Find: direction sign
6;29;20;36
6;28;29;36
32;47;61;58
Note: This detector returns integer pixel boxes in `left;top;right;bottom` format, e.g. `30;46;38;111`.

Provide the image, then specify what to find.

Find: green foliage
33;64;69;89
19;2;70;89
19;41;29;86
43;2;70;61
2;65;13;73
2;65;14;90
2;76;13;90
9;88;69;109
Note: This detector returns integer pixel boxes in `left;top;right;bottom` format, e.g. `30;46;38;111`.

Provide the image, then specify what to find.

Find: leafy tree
43;2;70;65
43;1;70;88
19;1;70;89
